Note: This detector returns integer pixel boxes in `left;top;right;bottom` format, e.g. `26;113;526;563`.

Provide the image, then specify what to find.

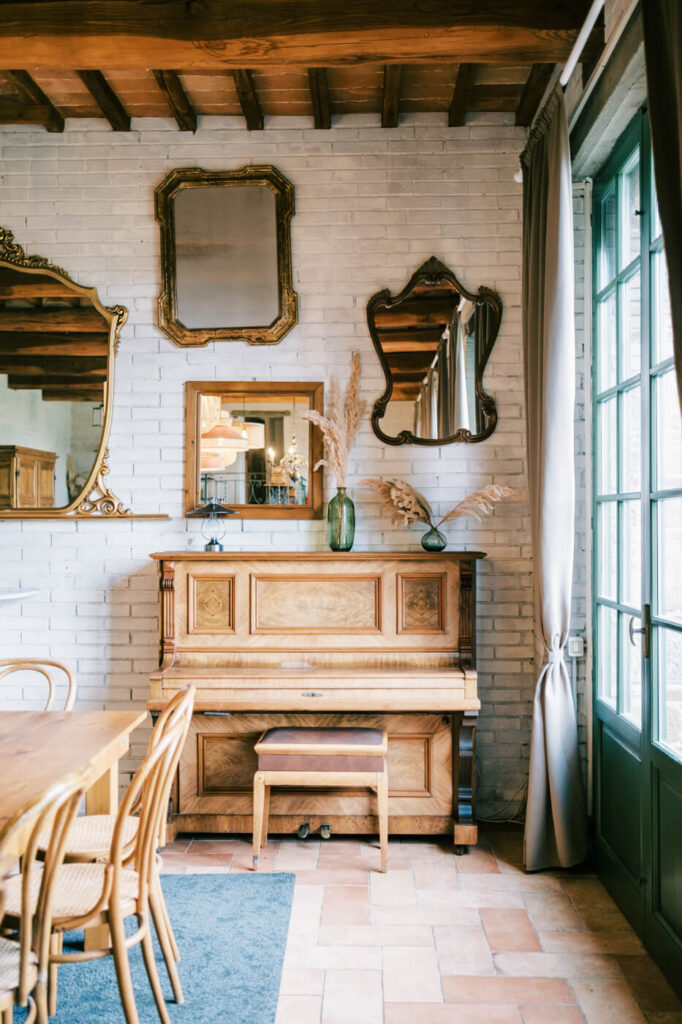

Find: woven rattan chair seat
38;814;138;861
3;862;139;922
0;937;37;998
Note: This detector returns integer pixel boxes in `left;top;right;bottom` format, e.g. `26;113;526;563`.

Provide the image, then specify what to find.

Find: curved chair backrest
0;659;77;711
0;774;84;1006
128;686;195;830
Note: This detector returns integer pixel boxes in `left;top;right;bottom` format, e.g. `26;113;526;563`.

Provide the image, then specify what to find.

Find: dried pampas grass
303;351;366;488
359;478;516;531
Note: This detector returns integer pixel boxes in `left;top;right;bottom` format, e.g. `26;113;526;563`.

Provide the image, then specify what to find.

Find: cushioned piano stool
252;726;389;872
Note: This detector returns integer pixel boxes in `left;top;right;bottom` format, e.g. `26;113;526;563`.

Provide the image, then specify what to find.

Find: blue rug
15;873;295;1024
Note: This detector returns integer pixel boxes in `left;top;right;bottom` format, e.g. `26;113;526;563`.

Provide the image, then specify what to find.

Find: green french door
593;109;682;989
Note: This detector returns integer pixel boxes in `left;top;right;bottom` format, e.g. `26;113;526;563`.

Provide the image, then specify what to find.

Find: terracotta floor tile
279;968;325;996
397;839;456;858
373;903;480;927
285;944;383;971
383;946;443;1002
494;952;622;979
617;955;682;1012
480;908;541;952
188;838;252;854
524;892;586;932
442;976;575;1004
370;869;418;907
540;931;644;955
454;847;501;873
572;979;647;1023
319;923;433;946
434;924;495;976
317;839;362;857
322;969;383;1024
290;867;371;886
459;873;562;893
275;994;322;1024
385;1004;523;1023
521;1005;586;1023
160;852;234;872
276;843;321;871
418;888;525;910
161;835;192;853
321;884;369;925
413;858;461;890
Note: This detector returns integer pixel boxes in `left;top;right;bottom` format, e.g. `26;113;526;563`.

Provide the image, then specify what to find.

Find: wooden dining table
0;709;147;857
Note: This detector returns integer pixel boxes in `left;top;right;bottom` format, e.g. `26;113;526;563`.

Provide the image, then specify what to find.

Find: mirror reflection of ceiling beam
0;334;108;356
0;356;107;375
0;307;105;332
0;280;81;299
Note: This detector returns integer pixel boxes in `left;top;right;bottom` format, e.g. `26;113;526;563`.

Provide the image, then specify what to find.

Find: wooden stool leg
261;785;271;849
252;772;265;869
377;771;388;873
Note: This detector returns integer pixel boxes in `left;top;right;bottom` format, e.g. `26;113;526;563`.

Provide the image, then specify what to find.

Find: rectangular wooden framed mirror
184;381;323;519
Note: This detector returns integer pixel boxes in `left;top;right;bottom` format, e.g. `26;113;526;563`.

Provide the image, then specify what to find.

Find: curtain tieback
546;647;564;665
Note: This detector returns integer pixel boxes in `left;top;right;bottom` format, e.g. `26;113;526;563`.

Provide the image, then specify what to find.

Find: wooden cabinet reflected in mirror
185;382;323;519
0;227;130;519
155;165;297;347
367;257;502;445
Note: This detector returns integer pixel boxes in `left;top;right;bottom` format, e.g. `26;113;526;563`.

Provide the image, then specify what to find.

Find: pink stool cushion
256;726;386;773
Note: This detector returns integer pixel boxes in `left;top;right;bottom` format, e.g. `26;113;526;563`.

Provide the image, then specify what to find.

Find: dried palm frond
359;477;433;527
303;351;366;488
436;485;516;526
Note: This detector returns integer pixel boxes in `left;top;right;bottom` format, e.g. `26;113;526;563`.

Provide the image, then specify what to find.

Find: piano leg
453;710;478;853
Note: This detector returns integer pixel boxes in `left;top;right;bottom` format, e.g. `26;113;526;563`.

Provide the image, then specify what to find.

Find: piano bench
252;726;389;872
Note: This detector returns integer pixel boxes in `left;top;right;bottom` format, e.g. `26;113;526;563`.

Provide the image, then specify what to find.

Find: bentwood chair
0;659;76;711
0;776;84;1024
36;686;195;1007
4;715;188;1024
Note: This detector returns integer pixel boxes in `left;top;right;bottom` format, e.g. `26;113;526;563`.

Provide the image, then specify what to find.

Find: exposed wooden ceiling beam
0;281;81;299
42;388;103;401
232;69;263;130
0;355;107;375
0;2;591;69
152;69;197;131
0;99;57;128
515;63;555;126
0;336;108;356
308;68;331;129
448;63;477;127
381;64;402;128
380;336;440;353
3;70;63;131
8;375;106;388
0;308;105;332
76;70;130;130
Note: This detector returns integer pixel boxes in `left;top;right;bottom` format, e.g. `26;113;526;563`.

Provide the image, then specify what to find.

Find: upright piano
148;551;484;849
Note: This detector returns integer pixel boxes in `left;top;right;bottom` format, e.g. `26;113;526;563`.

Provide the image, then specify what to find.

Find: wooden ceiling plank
8;375;106;388
232;69;263;130
308;67;331;128
448;63;477;126
152;69;197;131
515;62;554;126
0;2;589;69
0;337;108;356
42;389;103;401
381;64;402;127
0;308;105;332
0;281;82;299
3;70;64;130
0;354;107;375
76;70;131;130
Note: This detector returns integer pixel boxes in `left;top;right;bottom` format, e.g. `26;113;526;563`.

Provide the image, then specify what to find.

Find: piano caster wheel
297;822;310;840
320;823;331;840
455;845;469;856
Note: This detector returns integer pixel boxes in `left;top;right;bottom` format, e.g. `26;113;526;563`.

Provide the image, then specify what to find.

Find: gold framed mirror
367;257;502;445
185;381;323;519
155;165;298;347
0;227;138;520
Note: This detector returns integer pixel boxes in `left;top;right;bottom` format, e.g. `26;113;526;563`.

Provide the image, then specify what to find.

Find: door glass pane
657;626;682;760
621;272;641;380
621;499;641;609
658;497;682;624
600;188;617;288
597;292;617;392
598;604;618;708
598;398;617;494
651;155;662;241
622;613;642;727
598;502;617;600
653;250;673;364
655;370;682;490
621;151;640;269
621;386;641;493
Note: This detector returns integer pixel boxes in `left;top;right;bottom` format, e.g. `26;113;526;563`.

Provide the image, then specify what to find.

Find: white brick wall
0;111;534;815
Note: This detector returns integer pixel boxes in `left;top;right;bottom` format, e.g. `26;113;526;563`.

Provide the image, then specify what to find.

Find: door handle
628;604;651;659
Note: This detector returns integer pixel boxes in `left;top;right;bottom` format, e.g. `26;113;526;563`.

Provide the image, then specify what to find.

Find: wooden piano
149;551;484;849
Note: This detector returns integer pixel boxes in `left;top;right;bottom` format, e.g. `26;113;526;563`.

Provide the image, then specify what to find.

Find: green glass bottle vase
421;525;447;552
327;487;355;551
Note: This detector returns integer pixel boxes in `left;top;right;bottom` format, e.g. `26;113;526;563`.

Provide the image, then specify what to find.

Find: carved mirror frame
0;228;159;520
155;165;298;347
367;256;502;446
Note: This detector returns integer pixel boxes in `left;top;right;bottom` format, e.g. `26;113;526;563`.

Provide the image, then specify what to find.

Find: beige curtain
521;88;588;871
642;0;682;410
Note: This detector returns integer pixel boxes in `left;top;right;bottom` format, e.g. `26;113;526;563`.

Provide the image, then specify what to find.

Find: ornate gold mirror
155;165;297;347
0;228;136;519
185;382;323;519
367;257;502;445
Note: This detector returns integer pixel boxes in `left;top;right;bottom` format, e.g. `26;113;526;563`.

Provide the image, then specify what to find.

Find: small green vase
421;525;447;552
327;487;355;551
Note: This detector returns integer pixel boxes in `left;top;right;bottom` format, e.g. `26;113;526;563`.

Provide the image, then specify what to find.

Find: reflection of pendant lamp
201;423;249;452
239;421;265;450
280;433;307;484
188;497;236;552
